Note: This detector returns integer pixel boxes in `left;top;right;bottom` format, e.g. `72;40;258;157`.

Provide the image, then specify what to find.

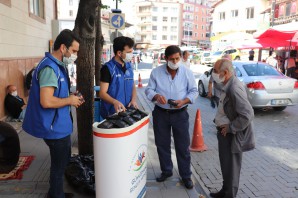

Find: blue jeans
44;135;71;198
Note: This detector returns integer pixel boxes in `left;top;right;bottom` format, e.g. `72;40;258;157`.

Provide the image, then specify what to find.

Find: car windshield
213;51;223;55
203;53;210;57
242;63;280;76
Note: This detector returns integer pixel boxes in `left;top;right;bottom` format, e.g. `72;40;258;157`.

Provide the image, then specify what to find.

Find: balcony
183;18;194;22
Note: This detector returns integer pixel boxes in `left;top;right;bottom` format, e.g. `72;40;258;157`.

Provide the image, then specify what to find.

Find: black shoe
156;173;173;182
210;190;225;198
182;178;193;189
47;193;74;198
65;193;74;198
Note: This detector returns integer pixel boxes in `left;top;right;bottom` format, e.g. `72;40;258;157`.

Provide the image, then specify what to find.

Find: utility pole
271;0;276;27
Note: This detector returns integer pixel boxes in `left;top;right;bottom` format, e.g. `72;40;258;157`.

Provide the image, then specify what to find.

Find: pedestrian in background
210;59;255;198
285;55;296;78
266;52;278;69
248;49;254;61
145;45;198;189
23;29;83;198
99;36;138;119
4;85;26;120
181;50;191;68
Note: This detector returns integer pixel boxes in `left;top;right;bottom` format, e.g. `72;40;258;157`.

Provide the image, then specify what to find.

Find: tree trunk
73;0;99;155
95;1;104;97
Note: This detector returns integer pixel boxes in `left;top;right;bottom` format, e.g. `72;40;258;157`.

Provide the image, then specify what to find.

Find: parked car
158;50;166;64
200;51;212;65
210;48;241;64
198;61;298;111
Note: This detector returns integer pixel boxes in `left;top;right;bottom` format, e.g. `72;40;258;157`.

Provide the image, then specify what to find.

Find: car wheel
198;81;207;97
273;106;287;111
234;56;240;60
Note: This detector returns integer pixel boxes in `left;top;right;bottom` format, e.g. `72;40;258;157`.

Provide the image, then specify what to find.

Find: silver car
198;61;298;111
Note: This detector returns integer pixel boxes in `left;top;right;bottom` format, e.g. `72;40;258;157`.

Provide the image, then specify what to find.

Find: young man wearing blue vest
99;36;138;118
23;29;83;198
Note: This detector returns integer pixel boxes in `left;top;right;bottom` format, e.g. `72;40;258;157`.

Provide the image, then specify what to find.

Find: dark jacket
223;76;255;153
4;94;25;119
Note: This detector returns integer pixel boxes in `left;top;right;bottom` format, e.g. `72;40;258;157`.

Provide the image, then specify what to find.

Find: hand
173;100;184;108
113;100;126;113
207;92;212;99
155;94;167;105
21;105;27;110
128;99;138;109
69;95;84;108
219;124;229;137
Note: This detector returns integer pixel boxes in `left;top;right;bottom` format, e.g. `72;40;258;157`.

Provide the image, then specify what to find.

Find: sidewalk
0;88;207;198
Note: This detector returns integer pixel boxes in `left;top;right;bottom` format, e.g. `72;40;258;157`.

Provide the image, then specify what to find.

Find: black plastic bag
65;155;95;194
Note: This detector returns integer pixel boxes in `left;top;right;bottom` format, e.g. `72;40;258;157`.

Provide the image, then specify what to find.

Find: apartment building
182;0;211;48
270;0;298;27
0;0;56;119
211;0;269;50
135;0;183;48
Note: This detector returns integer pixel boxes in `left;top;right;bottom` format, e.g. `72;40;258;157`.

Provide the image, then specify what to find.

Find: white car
198;61;298;111
200;51;212;65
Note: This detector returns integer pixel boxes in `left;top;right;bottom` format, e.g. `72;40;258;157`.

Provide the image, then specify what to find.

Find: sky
102;0;137;23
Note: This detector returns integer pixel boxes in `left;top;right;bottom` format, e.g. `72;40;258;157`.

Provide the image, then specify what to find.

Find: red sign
275;4;279;18
279;3;285;16
291;1;297;14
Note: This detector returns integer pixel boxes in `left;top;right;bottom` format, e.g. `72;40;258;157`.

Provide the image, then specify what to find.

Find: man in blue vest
23;29;83;198
99;36;138;118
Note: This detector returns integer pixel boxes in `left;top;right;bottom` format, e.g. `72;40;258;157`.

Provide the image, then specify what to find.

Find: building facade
210;0;270;50
134;0;183;48
0;0;56;119
271;0;298;26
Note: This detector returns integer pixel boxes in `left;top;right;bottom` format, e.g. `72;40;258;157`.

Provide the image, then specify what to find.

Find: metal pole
115;0;118;37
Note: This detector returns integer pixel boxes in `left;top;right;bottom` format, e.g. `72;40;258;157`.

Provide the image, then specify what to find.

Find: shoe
182;178;193;189
65;193;74;198
210;190;225;198
156;173;173;182
47;193;74;198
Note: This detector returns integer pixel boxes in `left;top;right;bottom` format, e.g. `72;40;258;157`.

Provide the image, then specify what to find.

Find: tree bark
95;1;104;97
73;0;99;155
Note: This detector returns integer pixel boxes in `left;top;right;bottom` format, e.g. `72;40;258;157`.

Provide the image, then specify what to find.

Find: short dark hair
183;50;189;56
113;36;134;54
165;45;181;58
53;29;81;51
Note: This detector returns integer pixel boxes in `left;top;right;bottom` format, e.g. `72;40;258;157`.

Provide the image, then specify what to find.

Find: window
152;16;157;22
152;7;158;12
29;0;45;22
171;7;178;12
170;35;177;40
286;2;291;16
195;25;198;29
139;6;150;13
171;26;177;32
243;63;280;76
69;0;73;6
171;17;177;23
141;35;147;41
184;31;192;36
163;7;168;12
141;26;146;31
195;16;198;21
219;12;225;20
141;17;146;21
152;26;157;30
69;10;73;17
202;33;204;38
231;10;238;18
0;0;11;7
195;33;198;37
162;26;167;31
202;25;204;30
163;17;168;22
152;35;157;40
162;35;167;40
195;7;199;12
246;7;254;19
202;17;204;22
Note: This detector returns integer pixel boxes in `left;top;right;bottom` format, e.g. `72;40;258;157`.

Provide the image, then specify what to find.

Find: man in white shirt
182;50;191;68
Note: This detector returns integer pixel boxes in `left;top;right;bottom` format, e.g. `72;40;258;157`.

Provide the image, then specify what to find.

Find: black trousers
217;132;242;198
152;106;191;179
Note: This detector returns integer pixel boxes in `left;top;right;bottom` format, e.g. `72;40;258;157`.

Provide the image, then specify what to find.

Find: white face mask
63;49;78;65
11;91;17;97
168;61;180;70
122;52;133;63
212;72;225;84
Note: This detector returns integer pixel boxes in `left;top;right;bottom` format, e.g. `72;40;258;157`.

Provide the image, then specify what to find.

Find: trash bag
97;107;148;129
65;155;95;194
0;121;20;174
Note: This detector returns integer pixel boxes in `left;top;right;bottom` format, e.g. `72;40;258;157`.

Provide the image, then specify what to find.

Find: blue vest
100;58;134;118
22;52;72;139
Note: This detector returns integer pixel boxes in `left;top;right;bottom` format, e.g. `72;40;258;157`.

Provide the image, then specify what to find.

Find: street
136;59;298;198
